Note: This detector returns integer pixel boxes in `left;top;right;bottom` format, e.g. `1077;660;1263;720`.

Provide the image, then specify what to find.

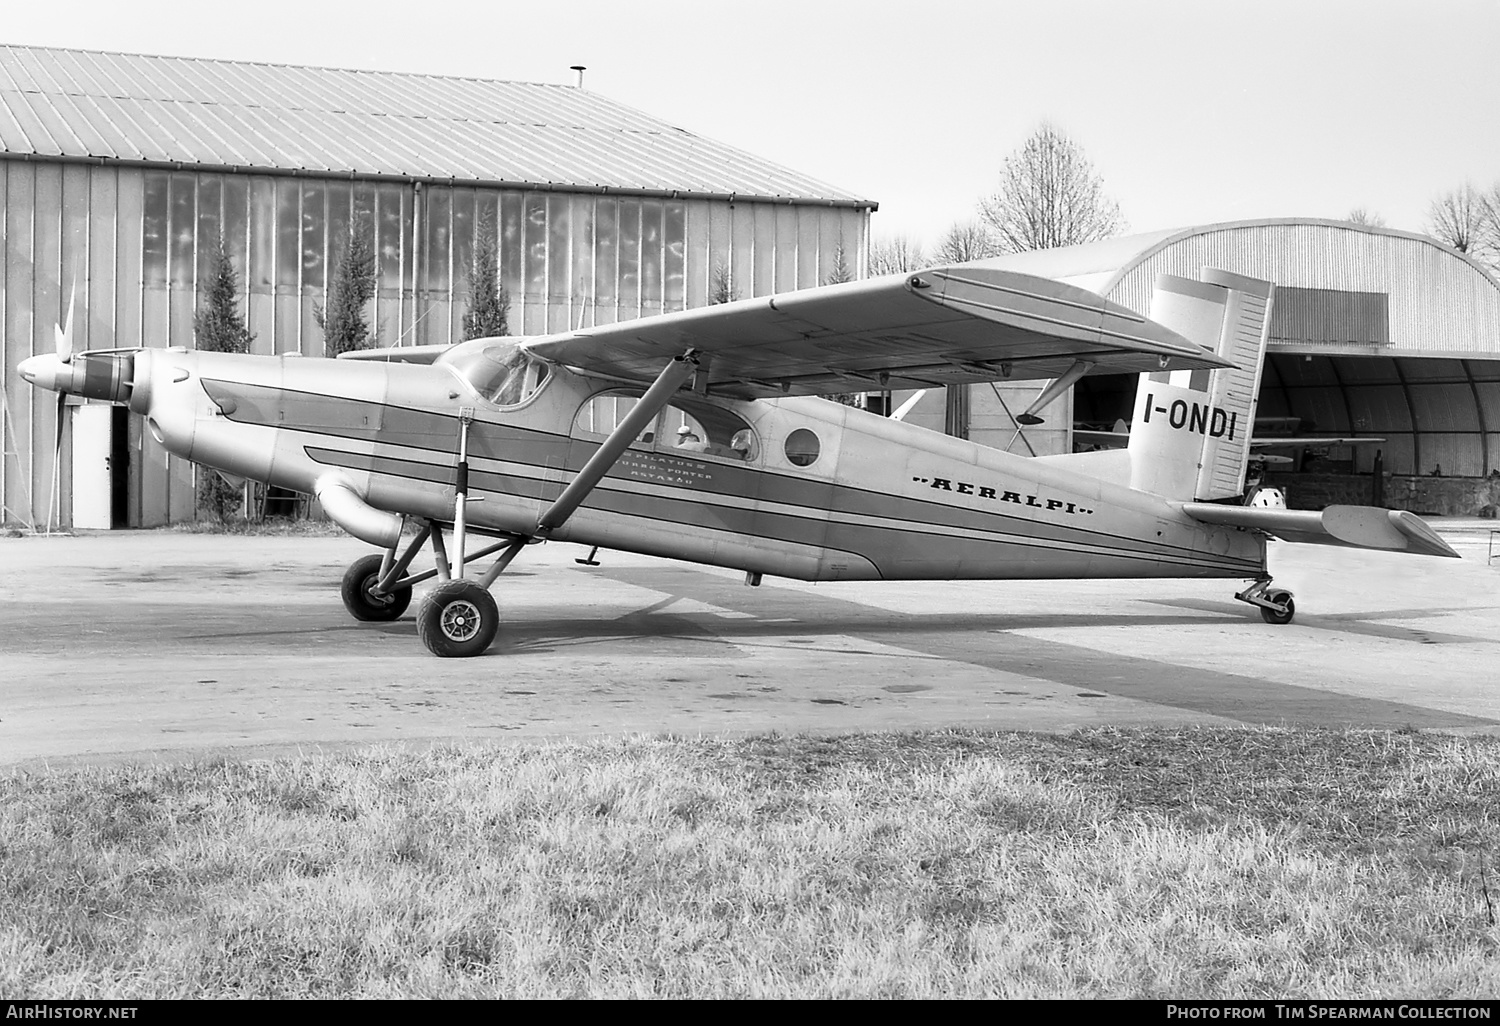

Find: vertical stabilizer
1128;270;1275;501
1197;269;1273;499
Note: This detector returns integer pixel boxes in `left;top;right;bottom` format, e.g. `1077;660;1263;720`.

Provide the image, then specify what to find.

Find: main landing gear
338;517;529;658
339;348;702;658
1235;577;1296;625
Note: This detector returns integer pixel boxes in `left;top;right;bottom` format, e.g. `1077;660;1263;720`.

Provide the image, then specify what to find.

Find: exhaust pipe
315;475;403;548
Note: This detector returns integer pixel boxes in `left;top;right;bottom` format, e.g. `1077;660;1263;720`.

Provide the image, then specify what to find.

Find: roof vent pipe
570;65;586;88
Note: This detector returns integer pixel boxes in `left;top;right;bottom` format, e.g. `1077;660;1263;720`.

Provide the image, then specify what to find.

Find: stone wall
1263;472;1500;517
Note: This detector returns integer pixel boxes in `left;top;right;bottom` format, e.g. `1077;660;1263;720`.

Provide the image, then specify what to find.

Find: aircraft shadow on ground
476;567;1497;729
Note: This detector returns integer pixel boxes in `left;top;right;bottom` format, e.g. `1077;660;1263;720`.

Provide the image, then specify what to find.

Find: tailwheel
1259;590;1295;625
417;580;499;657
341;553;412;622
1235;579;1296;625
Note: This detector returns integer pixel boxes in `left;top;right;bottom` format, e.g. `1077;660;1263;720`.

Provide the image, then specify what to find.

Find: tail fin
1127;269;1274;501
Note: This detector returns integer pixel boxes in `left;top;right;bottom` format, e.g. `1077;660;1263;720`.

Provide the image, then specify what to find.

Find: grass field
3;728;1498;998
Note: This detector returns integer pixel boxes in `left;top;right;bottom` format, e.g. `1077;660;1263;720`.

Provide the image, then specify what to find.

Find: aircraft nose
17;353;68;393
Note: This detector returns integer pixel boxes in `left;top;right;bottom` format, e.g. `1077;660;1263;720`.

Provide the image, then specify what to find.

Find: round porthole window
784;428;821;467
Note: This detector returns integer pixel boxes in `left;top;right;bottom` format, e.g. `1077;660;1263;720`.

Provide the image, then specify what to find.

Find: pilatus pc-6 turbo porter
19;264;1457;657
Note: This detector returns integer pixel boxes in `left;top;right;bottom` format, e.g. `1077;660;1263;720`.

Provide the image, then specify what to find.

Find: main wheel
1259;591;1295;625
341;553;412;621
417;580;499;657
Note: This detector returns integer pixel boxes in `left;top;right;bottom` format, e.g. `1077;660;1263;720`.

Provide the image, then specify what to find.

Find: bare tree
979;123;1125;253
868;235;926;276
1484;184;1500;269
1346;208;1387;228
933;219;999;263
1427;184;1488;256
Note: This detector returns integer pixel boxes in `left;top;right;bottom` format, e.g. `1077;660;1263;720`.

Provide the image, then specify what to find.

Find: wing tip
1388;509;1462;558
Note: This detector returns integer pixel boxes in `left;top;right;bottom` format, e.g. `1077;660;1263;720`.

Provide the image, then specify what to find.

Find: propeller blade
46;391;65;533
55;266;78;363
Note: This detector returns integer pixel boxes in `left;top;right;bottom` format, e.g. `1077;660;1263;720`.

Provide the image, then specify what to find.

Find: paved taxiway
3;524;1498;768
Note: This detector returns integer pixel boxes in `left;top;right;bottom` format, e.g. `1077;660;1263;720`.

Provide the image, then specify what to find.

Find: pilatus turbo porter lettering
19;264;1457;656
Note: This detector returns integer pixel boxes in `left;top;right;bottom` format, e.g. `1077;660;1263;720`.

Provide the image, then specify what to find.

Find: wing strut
1015;359;1094;426
535;349;699;537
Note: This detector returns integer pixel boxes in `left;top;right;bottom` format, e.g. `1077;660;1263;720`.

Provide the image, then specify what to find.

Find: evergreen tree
194;234;254;521
462;208;510;339
316;219;376;356
821;242;859;406
823;241;853;285
195;234;254;356
710;263;738;304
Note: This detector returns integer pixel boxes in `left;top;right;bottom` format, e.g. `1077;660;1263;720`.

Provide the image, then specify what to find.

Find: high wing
339;343;453;364
517;266;1233;399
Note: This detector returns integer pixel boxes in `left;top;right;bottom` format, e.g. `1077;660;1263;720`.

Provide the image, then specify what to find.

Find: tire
417;580;499;657
1259;591;1295;625
340;553;412;622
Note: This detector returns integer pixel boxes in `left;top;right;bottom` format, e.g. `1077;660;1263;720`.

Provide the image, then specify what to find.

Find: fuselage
54;345;1268;583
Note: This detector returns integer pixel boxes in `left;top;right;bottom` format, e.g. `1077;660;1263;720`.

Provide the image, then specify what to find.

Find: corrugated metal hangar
911;220;1500;515
0;44;873;528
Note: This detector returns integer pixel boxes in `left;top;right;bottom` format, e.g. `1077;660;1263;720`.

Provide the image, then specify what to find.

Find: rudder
1127;269;1274;501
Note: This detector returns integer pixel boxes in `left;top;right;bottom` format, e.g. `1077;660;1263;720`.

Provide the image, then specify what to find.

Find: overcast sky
8;0;1499;248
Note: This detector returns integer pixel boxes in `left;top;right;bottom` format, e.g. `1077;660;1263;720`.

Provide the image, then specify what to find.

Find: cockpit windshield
437;338;551;407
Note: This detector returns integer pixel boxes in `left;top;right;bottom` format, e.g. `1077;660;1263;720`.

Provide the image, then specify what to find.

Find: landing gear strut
339;516;529;657
341;348;700;657
1235;578;1296;625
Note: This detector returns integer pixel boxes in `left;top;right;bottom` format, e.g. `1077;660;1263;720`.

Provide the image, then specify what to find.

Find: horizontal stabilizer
1182;503;1459;559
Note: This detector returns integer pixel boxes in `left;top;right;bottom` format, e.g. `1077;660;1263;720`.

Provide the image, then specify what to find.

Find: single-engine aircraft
18;263;1458;656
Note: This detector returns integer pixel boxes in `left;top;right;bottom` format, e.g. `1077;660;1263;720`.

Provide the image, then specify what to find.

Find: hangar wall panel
1105;222;1500;355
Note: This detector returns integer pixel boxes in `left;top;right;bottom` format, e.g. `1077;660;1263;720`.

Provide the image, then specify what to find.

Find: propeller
44;268;79;533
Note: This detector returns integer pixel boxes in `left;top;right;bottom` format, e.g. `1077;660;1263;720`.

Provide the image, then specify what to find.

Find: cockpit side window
572;390;757;461
438;338;551;407
572;392;659;446
662;403;757;460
